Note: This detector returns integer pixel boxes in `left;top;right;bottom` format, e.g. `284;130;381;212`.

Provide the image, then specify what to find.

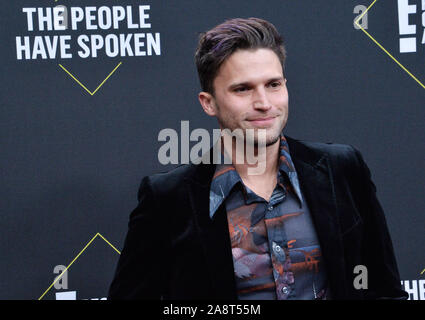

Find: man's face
199;48;288;146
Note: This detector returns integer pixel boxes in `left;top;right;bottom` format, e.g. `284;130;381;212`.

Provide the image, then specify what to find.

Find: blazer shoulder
287;136;363;173
137;163;201;200
304;137;354;152
290;136;356;158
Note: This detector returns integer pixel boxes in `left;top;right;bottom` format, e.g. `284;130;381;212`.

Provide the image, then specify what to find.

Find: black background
0;0;423;299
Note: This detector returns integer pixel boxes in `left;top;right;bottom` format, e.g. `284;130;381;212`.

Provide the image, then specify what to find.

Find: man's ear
198;91;217;117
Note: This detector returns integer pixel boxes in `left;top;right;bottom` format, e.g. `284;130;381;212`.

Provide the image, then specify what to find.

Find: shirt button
268;205;273;211
281;286;289;294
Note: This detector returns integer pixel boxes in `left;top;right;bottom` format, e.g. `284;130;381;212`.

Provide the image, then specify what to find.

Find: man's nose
252;87;271;111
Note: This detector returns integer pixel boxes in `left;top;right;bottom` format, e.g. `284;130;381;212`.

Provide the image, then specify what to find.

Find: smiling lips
246;116;276;126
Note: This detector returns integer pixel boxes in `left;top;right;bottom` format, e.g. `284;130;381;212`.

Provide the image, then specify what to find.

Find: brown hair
195;17;287;95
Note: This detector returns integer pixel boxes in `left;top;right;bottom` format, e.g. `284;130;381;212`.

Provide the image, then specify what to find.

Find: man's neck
223;137;281;201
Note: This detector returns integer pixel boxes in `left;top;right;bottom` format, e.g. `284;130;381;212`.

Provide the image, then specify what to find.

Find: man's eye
269;82;282;88
235;87;248;92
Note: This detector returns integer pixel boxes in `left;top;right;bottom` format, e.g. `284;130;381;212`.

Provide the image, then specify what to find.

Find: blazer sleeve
351;146;408;300
108;176;167;299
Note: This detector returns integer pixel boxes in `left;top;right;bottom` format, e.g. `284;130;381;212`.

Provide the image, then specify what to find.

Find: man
108;18;407;300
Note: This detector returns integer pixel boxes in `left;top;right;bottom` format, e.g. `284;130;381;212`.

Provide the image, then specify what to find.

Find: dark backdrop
0;0;423;300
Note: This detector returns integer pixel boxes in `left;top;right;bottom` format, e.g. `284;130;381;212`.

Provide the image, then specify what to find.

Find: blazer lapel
184;159;238;299
286;136;348;299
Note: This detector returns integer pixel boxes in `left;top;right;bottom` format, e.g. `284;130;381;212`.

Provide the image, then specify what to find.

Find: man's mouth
246;116;276;126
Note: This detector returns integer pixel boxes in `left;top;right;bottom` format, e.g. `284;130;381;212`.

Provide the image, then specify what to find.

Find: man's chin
219;123;284;147
265;135;281;147
244;133;281;148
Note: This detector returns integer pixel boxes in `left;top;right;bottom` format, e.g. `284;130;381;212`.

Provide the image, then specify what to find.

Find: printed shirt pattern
209;134;329;299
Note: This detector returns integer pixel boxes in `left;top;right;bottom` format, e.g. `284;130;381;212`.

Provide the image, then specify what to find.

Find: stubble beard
218;118;285;149
214;101;287;149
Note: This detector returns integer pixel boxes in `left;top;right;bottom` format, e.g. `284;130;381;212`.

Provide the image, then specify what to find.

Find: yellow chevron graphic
355;0;425;89
58;62;122;96
38;232;121;300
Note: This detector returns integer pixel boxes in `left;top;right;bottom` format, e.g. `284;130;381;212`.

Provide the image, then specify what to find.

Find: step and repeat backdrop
0;0;424;300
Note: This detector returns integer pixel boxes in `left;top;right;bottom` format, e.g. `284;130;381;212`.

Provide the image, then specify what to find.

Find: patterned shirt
209;134;330;299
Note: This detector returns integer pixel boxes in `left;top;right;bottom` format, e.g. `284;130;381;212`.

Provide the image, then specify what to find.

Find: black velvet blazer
108;136;408;300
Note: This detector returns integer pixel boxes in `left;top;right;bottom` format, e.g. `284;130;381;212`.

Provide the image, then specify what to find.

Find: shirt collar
209;133;303;219
278;135;303;205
